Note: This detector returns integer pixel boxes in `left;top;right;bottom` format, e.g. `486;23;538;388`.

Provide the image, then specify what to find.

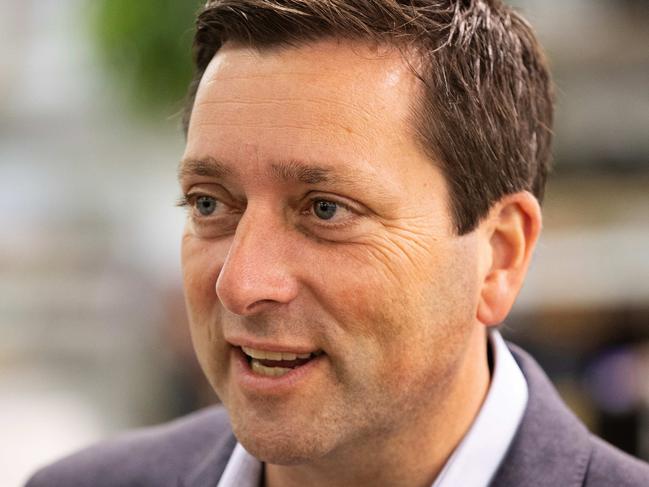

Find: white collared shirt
218;330;528;487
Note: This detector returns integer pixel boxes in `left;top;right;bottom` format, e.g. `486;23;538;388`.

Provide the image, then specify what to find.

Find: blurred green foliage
92;0;204;119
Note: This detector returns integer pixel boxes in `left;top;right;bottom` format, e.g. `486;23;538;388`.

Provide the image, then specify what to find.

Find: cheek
181;233;229;316
306;247;426;383
181;233;231;389
310;237;480;386
307;237;441;340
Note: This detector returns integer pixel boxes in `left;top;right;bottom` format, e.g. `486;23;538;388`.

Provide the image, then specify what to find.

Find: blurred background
1;0;648;484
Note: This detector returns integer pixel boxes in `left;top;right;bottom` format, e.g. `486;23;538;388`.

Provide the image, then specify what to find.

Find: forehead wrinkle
196;91;382;120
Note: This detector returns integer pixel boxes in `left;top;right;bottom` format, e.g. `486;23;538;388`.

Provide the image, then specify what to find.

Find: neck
265;328;491;487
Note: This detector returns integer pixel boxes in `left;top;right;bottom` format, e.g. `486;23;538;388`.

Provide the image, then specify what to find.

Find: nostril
245;299;280;314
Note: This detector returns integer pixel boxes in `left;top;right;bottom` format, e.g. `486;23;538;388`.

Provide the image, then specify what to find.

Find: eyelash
175;194;199;212
301;197;356;229
177;193;358;229
176;195;189;208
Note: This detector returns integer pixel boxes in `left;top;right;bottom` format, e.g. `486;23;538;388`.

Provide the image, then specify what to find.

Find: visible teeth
251;360;292;377
242;346;312;361
241;347;267;359
264;350;282;360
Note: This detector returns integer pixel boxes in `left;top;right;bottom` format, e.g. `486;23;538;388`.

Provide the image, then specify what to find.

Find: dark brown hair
183;0;554;234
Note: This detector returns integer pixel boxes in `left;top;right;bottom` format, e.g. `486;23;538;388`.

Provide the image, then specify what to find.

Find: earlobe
477;192;542;326
477;271;509;325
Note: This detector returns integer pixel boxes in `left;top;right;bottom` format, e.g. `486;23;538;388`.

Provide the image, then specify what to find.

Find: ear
476;191;542;326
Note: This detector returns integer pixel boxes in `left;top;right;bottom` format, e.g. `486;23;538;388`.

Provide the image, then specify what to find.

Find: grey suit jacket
26;344;649;486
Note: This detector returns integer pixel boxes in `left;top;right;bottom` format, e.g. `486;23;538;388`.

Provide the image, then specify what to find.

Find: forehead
196;39;416;114
183;39;434;191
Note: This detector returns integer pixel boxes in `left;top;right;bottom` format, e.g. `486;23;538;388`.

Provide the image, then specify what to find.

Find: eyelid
183;180;239;201
185;183;240;205
306;191;362;212
177;192;216;207
303;194;361;229
177;192;227;220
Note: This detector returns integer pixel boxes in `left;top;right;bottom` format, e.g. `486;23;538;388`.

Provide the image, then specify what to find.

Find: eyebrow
269;160;332;184
177;157;231;181
178;157;339;185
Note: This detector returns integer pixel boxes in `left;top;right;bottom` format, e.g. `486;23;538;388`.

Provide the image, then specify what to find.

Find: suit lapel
181;430;237;487
490;344;593;487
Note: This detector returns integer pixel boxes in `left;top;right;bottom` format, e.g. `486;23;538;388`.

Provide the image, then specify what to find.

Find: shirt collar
217;330;527;487
217;442;262;487
431;330;528;486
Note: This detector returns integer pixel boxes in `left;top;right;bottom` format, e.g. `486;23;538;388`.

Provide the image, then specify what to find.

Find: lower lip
231;347;325;394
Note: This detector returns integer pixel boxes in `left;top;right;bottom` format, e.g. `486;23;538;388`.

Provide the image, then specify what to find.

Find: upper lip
226;337;321;355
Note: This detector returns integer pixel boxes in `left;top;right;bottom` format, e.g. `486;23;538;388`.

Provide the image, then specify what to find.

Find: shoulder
585;435;649;486
493;343;649;487
25;406;235;487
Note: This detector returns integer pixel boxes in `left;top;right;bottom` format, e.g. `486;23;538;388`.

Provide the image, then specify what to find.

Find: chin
238;431;329;465
243;441;320;465
231;412;334;465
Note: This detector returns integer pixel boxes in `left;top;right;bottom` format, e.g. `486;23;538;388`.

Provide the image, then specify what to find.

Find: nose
215;207;300;316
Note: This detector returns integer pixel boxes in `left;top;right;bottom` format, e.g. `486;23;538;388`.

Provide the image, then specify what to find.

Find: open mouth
240;346;323;378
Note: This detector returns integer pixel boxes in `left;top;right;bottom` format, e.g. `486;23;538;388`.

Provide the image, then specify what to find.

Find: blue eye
196;196;218;216
313;200;337;220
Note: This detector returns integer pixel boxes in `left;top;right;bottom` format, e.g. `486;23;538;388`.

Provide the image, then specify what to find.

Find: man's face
180;40;485;464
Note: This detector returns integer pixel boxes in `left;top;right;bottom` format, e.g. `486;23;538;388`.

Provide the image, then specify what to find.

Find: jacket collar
490;343;593;486
182;426;237;487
